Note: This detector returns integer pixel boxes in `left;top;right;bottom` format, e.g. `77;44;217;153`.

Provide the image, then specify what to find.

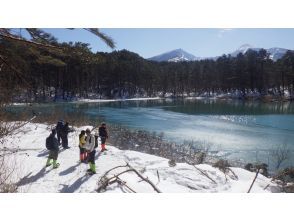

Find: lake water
8;98;294;170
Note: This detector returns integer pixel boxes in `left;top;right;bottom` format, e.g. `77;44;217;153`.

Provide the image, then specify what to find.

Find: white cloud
217;28;233;38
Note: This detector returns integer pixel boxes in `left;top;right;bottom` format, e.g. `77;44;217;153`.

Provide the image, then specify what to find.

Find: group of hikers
45;120;109;175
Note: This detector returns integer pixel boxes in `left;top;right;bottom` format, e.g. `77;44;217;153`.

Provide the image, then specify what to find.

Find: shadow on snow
59;175;93;193
59;163;80;176
17;167;51;187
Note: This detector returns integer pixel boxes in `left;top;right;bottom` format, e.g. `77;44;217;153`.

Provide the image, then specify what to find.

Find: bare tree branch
270;144;290;170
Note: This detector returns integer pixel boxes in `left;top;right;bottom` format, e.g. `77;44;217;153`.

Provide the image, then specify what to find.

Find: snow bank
3;123;280;193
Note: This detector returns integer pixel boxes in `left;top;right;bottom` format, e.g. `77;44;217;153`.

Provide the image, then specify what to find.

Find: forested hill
1;38;294;102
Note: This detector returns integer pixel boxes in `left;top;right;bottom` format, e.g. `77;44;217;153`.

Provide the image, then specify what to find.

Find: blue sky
35;28;294;58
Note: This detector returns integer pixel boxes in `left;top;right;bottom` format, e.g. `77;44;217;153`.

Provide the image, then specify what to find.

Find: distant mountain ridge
148;44;292;62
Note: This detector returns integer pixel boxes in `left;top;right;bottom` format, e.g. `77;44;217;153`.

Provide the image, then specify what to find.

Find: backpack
46;135;54;150
94;135;98;148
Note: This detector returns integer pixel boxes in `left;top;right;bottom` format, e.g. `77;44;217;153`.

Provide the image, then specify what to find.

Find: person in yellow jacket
79;130;87;162
84;128;96;174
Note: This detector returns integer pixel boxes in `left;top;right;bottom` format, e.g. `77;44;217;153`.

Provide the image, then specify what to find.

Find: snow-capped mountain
229;44;261;57
149;45;291;62
267;47;289;61
229;44;290;61
148;48;199;62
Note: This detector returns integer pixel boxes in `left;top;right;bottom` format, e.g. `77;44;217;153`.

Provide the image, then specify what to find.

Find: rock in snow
4;123;280;193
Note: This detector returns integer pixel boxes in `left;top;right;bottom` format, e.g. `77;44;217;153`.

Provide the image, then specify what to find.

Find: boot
87;163;92;172
87;163;96;174
53;160;60;169
90;163;96;174
46;158;52;167
101;144;107;152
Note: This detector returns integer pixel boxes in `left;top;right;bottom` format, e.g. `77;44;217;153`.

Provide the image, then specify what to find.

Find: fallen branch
183;158;217;184
247;169;260;193
97;164;161;193
227;168;238;180
192;165;217;184
156;170;160;185
117;177;137;193
103;163;129;177
127;164;161;193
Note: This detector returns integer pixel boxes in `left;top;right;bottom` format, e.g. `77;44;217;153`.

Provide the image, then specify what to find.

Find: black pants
61;135;68;148
57;132;61;143
100;137;106;144
88;150;96;164
49;150;58;160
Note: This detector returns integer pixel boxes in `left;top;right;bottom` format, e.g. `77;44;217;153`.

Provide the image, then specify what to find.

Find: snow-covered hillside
3;123;280;193
229;44;289;61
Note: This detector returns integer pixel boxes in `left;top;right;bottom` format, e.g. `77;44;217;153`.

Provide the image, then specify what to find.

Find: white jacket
84;134;95;152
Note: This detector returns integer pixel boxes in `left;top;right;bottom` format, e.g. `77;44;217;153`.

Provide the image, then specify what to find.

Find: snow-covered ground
11;97;162;106
74;97;162;103
2;123;281;193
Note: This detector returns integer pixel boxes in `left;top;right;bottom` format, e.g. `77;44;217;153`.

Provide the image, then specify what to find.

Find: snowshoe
46;163;52;167
53;163;60;169
87;171;96;175
46;159;52;167
86;169;96;175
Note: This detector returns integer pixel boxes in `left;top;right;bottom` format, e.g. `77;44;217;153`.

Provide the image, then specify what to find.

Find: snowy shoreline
3;122;281;193
10;94;293;106
10;97;163;106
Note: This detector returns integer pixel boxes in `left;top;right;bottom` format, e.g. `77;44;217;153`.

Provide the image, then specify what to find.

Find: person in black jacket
55;120;64;145
98;122;108;152
60;122;71;149
46;129;60;168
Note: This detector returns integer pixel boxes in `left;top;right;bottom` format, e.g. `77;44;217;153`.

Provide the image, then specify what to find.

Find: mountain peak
149;49;197;62
237;44;254;52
